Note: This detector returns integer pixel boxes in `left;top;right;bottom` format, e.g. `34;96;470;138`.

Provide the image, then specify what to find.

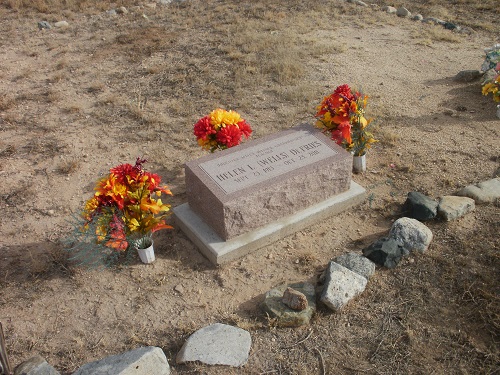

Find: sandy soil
0;1;499;374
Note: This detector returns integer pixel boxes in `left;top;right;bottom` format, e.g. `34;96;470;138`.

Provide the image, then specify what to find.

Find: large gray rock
72;347;170;375
438;196;475;221
334;252;375;279
457;178;500;204
362;237;408;268
320;262;368;311
14;355;60;375
389;217;433;253
176;323;251;367
404;191;438;221
261;282;316;327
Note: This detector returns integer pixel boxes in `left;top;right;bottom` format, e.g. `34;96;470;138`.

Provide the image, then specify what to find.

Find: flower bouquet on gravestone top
193;108;252;152
65;158;173;267
315;84;377;173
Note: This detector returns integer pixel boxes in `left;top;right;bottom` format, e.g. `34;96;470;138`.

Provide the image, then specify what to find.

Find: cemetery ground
0;0;499;373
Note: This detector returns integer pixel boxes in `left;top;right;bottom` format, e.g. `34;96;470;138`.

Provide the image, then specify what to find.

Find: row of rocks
9;218;434;373
262;215;431;328
345;0;464;33
14;323;252;374
405;178;500;221
36;0;187;30
13;178;500;373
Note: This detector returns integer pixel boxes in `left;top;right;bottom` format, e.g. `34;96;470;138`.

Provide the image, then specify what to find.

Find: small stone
37;21;51;30
176;323;251;367
14;355;60;375
404;191;438;221
412;14;424;21
334;252;375;279
320;262;367;311
282;287;308;311
116;6;128;14
422;17;445;25
438;196;475;221
396;7;411;17
362;237;408;269
389;217;433;253
457;178;500;204
444;22;460;31
261;283;316;327
73;347;170;375
381;5;397;13
54;21;69;28
106;9;117;16
352;0;368;6
174;284;184;294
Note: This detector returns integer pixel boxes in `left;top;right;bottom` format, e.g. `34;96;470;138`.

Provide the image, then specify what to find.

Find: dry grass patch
412;25;463;44
0;94;16;111
57;159;80;175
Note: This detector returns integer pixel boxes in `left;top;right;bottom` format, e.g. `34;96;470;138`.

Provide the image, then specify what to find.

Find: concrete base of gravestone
174;181;365;265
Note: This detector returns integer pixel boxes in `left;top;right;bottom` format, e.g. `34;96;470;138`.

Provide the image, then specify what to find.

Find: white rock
396;7;411;17
176;323;251;367
381;5;397;13
457;178;500;204
72;346;170;375
54;21;69;28
320;261;367;311
438;196;475;221
389;217;433;253
334;252;375;279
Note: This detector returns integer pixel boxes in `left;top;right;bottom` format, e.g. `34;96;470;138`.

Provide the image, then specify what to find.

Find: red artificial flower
238;120;252;138
334;84;355;101
216;125;243;148
194;116;216;140
110;163;138;185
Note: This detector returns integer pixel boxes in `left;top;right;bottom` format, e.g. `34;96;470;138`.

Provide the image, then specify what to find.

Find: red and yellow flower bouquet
82;158;172;252
315;84;377;156
194;108;252;152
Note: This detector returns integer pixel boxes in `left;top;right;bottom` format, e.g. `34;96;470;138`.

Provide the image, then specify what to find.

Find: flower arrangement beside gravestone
193;108;252;152
315;84;377;173
481;44;500;118
65;158;173;267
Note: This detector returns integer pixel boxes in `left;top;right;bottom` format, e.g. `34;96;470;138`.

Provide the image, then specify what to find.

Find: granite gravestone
174;124;365;264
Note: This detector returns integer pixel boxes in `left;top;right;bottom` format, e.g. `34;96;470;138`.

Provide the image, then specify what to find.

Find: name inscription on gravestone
199;130;338;194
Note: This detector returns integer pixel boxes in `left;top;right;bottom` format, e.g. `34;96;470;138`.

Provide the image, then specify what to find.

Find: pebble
282;287;308;311
37;21;51;30
396;7;411;17
54;21;69;28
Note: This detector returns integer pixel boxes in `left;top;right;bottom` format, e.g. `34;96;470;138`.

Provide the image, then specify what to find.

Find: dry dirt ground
0;0;499;374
